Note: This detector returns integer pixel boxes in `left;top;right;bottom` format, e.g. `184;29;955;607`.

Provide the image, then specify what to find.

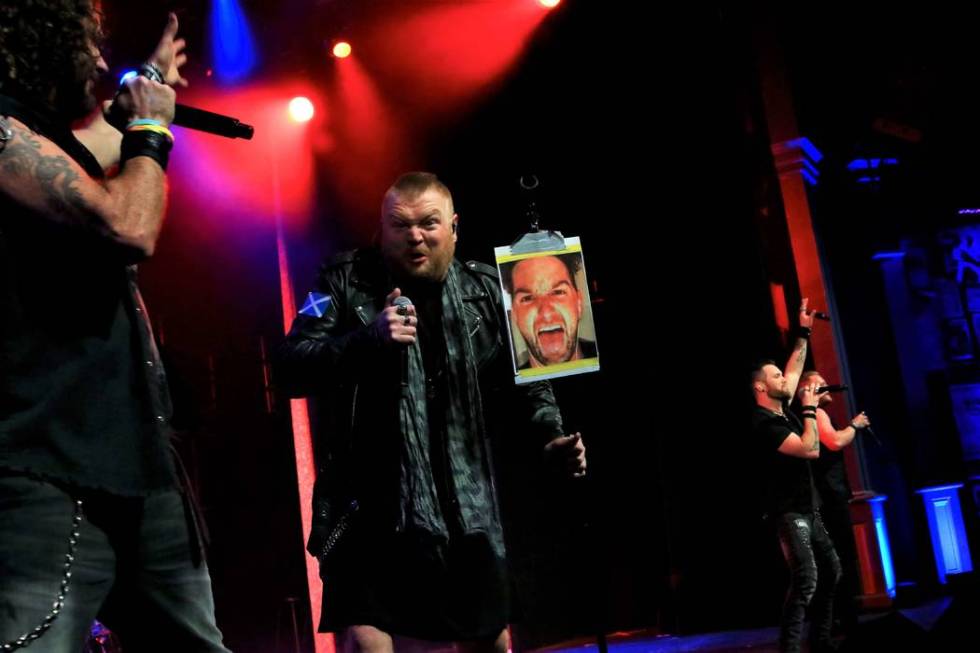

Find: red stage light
332;41;352;58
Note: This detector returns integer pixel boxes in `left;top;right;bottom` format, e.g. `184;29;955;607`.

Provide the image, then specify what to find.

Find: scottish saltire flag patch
299;292;332;318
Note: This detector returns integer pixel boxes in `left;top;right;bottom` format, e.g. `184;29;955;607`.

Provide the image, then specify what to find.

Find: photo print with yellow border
495;237;600;384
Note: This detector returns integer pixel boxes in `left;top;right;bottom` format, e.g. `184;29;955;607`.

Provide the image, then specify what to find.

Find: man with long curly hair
0;2;231;651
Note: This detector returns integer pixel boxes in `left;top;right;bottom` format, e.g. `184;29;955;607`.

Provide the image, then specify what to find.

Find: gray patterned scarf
396;262;505;557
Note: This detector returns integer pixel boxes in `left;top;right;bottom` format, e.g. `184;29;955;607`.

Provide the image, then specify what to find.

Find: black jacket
276;248;564;560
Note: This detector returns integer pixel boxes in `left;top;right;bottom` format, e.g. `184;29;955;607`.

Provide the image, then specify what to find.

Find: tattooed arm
0;78;175;260
777;382;821;459
0;114;163;259
777;416;820;459
784;297;815;399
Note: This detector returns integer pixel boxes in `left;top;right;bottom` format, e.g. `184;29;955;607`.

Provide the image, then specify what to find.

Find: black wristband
121;130;172;171
850;422;863;431
795;325;812;340
800;409;817;418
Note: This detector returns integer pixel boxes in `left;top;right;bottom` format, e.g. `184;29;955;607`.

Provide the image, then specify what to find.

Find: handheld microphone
864;425;882;445
392;296;413;388
816;384;848;393
173;104;254;140
392;295;413;314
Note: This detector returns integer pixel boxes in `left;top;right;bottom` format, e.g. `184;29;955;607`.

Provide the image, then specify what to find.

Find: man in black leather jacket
277;172;586;653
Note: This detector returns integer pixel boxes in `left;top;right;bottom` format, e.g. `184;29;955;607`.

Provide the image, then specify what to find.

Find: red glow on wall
157;81;333;652
276;223;335;653
769;282;790;336
317;0;550;228
327;57;409;229
370;0;547;112
169;83;320;230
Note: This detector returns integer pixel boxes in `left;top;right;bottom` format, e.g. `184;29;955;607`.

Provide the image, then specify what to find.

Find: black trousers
775;511;842;653
819;498;861;633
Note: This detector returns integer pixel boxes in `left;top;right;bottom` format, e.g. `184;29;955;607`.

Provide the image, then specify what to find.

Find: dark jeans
775;511;842;653
819;499;860;634
0;473;230;652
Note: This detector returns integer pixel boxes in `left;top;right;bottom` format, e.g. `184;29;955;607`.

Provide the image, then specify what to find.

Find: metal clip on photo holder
509;174;566;254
